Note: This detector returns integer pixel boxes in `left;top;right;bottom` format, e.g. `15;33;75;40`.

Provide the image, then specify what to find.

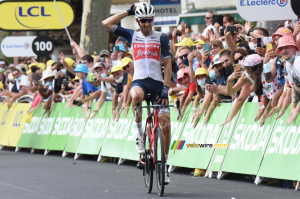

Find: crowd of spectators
1;10;300;176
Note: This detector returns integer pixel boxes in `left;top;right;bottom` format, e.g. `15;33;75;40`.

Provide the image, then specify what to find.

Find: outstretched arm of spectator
112;92;119;122
180;91;195;121
203;94;220;126
224;28;238;52
172;28;179;54
117;84;131;121
90;91;107;119
190;93;201;124
192;92;213;128
221;83;251;126
70;40;86;58
79;89;101;104
60;52;75;75
268;86;286;118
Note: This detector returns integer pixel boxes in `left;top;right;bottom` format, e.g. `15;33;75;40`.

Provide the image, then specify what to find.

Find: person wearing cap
176;68;197;119
59;52;76;76
194;39;205;54
89;63;116;119
275;36;300;125
74;63;98;119
38;69;54;99
121;57;134;75
108;65;132;122
100;49;113;67
124;52;133;59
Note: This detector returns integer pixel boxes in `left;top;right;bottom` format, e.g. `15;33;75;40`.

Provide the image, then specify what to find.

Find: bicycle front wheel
154;127;165;196
143;127;153;193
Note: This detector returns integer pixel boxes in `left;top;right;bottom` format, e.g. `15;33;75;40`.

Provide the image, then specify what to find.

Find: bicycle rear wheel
154;127;165;196
143;128;153;193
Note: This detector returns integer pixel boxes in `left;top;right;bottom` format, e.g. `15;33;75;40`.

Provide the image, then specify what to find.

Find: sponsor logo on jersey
133;43;161;61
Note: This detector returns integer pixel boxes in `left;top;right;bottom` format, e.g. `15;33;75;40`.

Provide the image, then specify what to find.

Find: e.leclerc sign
237;0;297;21
0;1;74;31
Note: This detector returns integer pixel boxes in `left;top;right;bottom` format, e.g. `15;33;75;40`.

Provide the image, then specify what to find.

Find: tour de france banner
99;102;131;158
220;102;276;175
167;103;192;165
63;105;86;154
0;103;31;146
170;103;232;169
17;104;44;149
32;103;59;150
75;103;108;155
258;106;300;181
46;103;73;151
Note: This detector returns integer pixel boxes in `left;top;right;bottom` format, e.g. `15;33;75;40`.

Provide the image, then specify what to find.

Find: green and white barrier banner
46;103;73;151
171;103;231;169
258;106;300;181
168;104;192;166
76;103;108;155
64;106;86;153
17;105;43;148
32;104;58;150
99;103;131;158
220;103;276;175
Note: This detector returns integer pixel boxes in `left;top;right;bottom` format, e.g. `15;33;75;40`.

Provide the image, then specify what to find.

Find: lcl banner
236;0;297;21
0;0;74;31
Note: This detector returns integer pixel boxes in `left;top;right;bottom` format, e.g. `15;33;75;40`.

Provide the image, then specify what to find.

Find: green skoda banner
64;106;86;153
170;103;231;169
220;103;276;175
32;104;59;150
46;103;73;151
99;103;131;158
167;103;192;165
208;114;239;173
258;106;300;181
17;105;44;148
119;106;139;161
76;103;108;155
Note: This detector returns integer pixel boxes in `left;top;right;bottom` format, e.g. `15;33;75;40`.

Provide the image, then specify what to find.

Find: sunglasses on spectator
205;17;212;20
123;65;130;69
139;18;154;23
234;56;244;64
74;80;80;83
179;53;188;60
245;65;259;72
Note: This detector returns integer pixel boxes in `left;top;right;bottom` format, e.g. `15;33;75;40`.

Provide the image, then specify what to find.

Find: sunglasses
179;53;188;60
123;65;130;69
246;65;259;72
139;18;154;23
234;56;244;64
205;17;212;20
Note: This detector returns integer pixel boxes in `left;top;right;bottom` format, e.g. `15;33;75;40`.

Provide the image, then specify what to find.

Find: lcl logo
18;6;51;17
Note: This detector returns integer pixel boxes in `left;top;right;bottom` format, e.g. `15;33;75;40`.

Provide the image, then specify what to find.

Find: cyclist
102;2;172;184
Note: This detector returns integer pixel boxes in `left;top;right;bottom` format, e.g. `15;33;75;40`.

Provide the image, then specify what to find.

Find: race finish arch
236;0;297;21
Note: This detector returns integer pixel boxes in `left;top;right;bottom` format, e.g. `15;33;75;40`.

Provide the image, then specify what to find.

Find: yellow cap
65;57;75;67
175;38;194;48
72;76;79;82
109;66;123;75
29;63;38;69
194;68;208;78
46;60;55;66
38;63;46;71
125;52;133;56
0;82;3;89
194;39;205;45
121;57;133;68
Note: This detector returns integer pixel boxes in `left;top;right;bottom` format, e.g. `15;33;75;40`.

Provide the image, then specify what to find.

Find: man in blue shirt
74;64;98;120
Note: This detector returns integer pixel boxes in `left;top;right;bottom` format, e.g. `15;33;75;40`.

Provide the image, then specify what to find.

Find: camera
176;31;182;36
100;57;105;62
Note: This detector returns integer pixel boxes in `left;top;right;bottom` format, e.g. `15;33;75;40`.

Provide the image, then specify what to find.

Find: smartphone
100;57;105;62
256;38;262;48
176;31;182;36
115;46;120;52
203;43;210;56
233;64;241;71
120;37;127;42
205;78;214;85
227;25;238;33
266;43;273;52
191;45;197;51
212;15;224;27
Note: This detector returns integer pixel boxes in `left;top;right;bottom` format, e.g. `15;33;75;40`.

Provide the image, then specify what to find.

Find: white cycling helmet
135;3;155;18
